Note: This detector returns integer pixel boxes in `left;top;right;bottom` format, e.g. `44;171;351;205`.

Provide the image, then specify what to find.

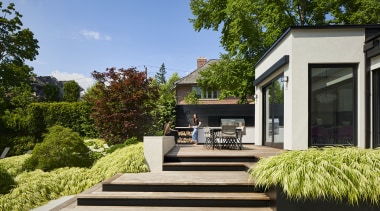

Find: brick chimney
197;57;207;69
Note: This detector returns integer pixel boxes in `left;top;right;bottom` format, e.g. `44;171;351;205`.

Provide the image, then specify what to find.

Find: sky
3;0;225;91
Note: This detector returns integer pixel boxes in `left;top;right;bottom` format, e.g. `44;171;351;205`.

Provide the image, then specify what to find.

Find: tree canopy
0;2;39;87
155;63;167;84
190;0;380;102
87;67;159;144
63;80;81;102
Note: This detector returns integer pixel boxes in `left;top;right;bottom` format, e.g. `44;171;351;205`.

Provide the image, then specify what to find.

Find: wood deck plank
106;171;250;185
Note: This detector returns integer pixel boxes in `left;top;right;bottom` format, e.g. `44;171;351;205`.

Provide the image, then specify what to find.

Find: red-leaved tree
88;67;159;145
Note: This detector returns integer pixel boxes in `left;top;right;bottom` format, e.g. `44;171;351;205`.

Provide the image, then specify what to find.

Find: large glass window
374;70;380;148
263;75;284;148
310;64;356;146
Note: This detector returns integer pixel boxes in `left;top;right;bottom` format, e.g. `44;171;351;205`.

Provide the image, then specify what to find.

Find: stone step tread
78;191;270;200
61;205;273;211
105;171;251;185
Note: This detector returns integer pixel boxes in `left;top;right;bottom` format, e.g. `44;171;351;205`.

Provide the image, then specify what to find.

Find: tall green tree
87;67;159;145
190;0;380;101
155;63;167;84
63;80;80;102
151;73;180;135
43;84;60;102
0;2;39;88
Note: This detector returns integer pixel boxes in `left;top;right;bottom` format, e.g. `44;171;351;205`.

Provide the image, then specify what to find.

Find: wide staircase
57;145;275;210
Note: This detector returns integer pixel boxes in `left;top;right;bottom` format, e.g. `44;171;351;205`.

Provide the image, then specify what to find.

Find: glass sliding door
374;70;380;148
263;75;284;148
310;64;357;146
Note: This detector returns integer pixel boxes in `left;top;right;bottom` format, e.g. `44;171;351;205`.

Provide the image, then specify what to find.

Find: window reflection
264;75;284;148
310;66;356;146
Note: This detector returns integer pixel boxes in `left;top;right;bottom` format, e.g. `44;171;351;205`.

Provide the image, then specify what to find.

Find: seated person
164;118;179;145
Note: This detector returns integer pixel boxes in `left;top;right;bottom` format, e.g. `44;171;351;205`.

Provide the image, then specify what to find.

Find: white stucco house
253;25;380;150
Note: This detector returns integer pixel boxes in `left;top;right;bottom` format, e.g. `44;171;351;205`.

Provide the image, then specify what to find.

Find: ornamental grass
248;146;380;206
0;142;148;211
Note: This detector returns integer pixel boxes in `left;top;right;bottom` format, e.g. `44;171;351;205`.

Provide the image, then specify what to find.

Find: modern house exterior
253;25;380;150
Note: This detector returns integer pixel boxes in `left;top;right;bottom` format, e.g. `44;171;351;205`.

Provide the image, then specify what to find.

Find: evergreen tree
155;63;167;84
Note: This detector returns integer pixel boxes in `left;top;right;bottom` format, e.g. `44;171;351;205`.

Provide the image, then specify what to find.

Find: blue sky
4;0;224;90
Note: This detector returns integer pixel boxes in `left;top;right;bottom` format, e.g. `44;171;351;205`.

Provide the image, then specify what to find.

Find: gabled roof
175;59;219;85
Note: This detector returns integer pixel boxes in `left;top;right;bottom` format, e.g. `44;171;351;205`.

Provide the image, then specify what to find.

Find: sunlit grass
0;154;31;177
0;142;148;211
248;146;380;206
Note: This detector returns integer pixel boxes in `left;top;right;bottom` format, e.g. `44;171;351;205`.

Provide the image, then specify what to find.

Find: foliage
43;84;60;102
27;102;96;137
0;166;15;195
150;73;180;135
0;154;30;177
248;147;380;206
197;54;254;103
4;136;36;156
155;63;167;84
88;67;159;145
0;102;96;156
8;82;35;109
106;144;125;154
184;89;199;105
63;80;80;102
0;143;148;211
0;2;39;92
24;125;93;171
189;0;380;101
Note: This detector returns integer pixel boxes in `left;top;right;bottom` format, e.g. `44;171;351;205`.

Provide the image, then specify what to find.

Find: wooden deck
51;144;283;210
166;144;283;158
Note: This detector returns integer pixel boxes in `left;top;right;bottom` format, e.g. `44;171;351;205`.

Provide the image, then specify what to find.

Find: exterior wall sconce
282;76;289;83
254;94;258;99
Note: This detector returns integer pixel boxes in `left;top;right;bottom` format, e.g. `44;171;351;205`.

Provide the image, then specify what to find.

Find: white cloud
80;29;111;41
50;70;95;92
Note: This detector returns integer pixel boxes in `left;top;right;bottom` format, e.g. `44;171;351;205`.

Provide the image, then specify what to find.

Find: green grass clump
0;142;148;211
248;147;380;206
0;154;30;177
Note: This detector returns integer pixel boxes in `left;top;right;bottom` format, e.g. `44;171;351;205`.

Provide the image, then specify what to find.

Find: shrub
24;125;94;171
0;143;148;210
0;166;16;194
124;137;139;145
248;147;380;206
0;154;30;177
106;144;125;154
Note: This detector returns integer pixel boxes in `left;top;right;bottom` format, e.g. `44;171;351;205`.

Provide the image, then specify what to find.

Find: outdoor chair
203;127;212;149
221;125;239;150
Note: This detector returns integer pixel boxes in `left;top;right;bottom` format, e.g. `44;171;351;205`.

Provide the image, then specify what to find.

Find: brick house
174;57;241;105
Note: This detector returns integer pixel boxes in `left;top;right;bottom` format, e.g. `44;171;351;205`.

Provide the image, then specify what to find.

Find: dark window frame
308;63;358;147
262;74;284;148
373;69;380;148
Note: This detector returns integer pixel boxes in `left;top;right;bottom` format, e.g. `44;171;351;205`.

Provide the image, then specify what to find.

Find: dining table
208;126;244;150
